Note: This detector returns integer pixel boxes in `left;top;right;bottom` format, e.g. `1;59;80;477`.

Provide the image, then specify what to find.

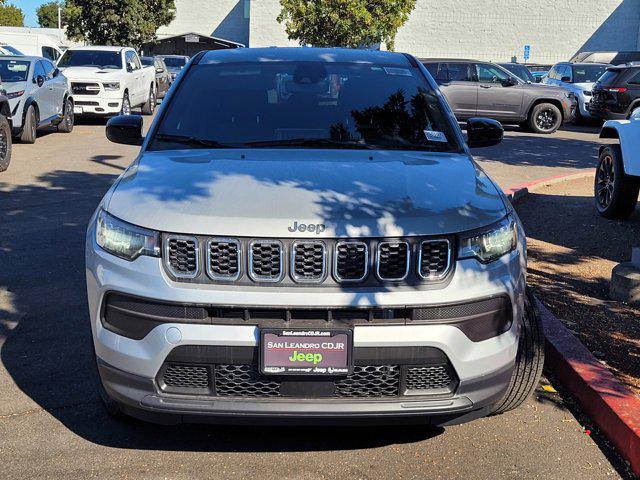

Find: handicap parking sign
524;45;531;61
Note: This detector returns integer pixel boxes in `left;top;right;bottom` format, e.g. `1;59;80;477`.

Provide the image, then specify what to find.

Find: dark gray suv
422;59;577;134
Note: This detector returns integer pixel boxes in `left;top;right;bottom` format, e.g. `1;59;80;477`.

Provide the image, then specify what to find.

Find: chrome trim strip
291;240;327;284
164;234;200;279
417;239;452;281
334;240;369;283
376;241;410;282
206;237;241;282
248;239;284;283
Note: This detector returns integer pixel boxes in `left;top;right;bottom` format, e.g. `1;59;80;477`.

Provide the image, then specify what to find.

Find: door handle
480;85;492;89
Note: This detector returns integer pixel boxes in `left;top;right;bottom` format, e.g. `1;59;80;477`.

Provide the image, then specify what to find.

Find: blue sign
524;45;531;61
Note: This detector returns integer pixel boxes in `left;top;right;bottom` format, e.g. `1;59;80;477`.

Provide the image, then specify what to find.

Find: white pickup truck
57;46;156;116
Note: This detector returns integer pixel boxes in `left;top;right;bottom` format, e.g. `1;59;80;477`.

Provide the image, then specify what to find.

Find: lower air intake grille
334;365;400;397
249;241;283;281
292;242;325;282
162;364;210;390
335;241;368;282
419;240;450;279
214;365;281;397
377;241;409;280
207;239;240;280
405;365;454;392
166;236;198;277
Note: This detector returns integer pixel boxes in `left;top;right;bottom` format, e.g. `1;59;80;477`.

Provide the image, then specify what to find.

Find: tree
65;0;176;48
277;0;416;50
0;0;24;27
37;1;64;28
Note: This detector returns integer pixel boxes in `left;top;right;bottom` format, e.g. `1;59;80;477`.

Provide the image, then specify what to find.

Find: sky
16;0;46;28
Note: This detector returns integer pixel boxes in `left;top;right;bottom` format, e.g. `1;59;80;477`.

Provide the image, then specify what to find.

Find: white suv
86;48;544;425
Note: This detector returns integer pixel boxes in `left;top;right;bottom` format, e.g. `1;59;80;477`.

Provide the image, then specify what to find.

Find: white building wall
248;0;297;47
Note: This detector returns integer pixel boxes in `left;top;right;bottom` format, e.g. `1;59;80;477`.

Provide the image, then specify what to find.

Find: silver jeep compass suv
86;48;544;425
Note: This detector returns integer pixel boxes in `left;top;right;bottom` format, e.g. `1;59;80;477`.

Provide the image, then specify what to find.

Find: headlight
458;217;518;263
95;209;160;261
102;82;120;91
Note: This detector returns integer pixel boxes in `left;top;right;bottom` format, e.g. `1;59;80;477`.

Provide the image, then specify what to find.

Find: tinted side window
445;63;472;82
42;46;58;61
476;63;509;83
125;51;139;70
626;70;640;85
42;60;56;80
33;61;46;79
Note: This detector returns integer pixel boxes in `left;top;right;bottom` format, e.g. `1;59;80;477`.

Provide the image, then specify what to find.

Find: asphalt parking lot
0;118;628;479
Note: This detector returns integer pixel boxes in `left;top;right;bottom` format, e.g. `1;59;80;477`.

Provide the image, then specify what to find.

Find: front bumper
72;93;122;115
86;221;526;424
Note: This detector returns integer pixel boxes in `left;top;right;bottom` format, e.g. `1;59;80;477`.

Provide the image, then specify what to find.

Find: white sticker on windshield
424;130;447;142
384;67;412;76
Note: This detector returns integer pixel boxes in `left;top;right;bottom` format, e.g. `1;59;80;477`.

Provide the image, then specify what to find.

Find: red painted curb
503;169;595;203
535;298;640;476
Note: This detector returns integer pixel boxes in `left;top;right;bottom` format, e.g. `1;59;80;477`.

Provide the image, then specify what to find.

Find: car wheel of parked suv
595;145;639;219
141;85;156;116
120;93;131;116
491;288;544;414
528;103;562;134
20;105;38;144
57;98;74;133
629;106;640;120
0;114;12;172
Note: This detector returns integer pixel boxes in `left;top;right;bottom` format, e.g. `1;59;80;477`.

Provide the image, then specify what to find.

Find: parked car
594;109;640;218
0;74;12;172
88;47;545;425
422;58;577;133
1;56;74;144
571;51;640;66
544;62;609;120
141;56;171;99
498;63;536;83
158;54;189;81
0;30;63;61
58;46;156;116
588;63;640;120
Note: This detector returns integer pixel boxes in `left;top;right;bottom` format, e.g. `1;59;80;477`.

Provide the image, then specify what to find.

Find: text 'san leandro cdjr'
87;48;544;425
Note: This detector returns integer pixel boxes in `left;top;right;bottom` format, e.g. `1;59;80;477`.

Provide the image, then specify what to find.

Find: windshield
1;45;23;55
572;65;608;83
500;64;534;82
162;57;187;68
151;61;461;153
58;50;122;69
596;69;621;86
0;59;30;82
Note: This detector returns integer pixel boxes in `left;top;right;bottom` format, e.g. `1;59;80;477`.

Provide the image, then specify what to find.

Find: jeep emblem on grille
288;221;326;234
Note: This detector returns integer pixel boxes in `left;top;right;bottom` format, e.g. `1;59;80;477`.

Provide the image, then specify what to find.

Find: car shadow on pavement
0;168;451;451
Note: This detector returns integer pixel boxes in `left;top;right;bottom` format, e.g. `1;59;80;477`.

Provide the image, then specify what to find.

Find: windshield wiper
153;133;237;149
244;138;374;149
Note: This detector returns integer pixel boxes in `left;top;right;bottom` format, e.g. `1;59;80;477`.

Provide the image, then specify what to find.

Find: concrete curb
503;169;596;203
535;299;640;477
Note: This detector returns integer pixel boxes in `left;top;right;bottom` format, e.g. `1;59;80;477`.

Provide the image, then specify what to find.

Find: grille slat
162;364;210;390
335;241;368;282
249;241;283;281
405;365;453;391
214;365;281;397
292;241;325;282
334;365;400;397
207;239;240;280
165;236;199;278
377;241;410;280
419;240;451;280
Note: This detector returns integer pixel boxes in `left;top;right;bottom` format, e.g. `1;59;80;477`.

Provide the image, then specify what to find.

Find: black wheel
141;85;156;115
19;105;37;143
628;106;640;119
0;114;12;172
492;288;545;414
528;103;562;134
595;145;639;219
120;92;131;116
57;97;74;133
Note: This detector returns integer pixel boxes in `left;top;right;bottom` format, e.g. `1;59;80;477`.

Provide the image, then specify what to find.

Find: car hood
58;66;122;80
106;149;507;238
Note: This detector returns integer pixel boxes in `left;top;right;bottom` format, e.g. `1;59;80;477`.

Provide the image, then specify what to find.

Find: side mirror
106;115;144;146
34;75;44;87
126;61;135;72
561;76;571;83
535;77;542;83
467;118;503;148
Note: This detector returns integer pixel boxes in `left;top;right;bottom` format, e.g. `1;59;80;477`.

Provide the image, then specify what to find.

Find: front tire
0;114;12;172
595;145;639;219
20;105;37;144
141;85;156;115
57;97;74;133
491;288;545;414
528;103;562;134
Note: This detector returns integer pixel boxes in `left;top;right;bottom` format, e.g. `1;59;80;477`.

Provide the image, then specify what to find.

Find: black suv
588;63;640;120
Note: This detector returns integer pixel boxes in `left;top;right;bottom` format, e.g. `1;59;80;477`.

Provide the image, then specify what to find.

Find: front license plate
260;329;352;376
73;106;83;114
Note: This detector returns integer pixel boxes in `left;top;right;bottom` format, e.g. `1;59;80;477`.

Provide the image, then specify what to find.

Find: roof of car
558;62;611;67
0;55;41;62
200;47;414;66
67;46;131;52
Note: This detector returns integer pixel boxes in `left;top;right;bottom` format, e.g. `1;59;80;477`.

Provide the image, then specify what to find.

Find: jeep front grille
419;239;451;279
377;241;410;280
249;240;283;282
292;241;326;282
165;235;199;278
207;239;240;281
334;241;368;282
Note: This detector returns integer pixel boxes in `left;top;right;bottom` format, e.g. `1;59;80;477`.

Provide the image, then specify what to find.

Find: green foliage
65;0;176;48
277;0;416;50
0;0;24;27
37;1;63;28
